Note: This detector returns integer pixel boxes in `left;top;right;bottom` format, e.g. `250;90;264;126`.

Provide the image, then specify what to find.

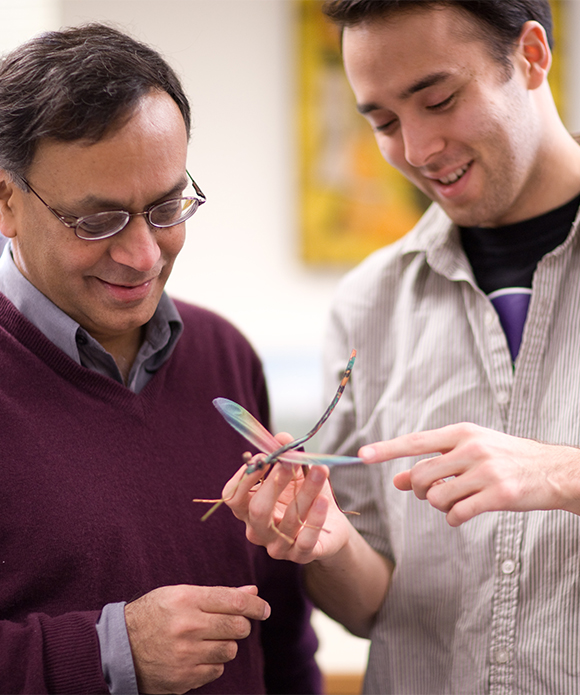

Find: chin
438;203;487;228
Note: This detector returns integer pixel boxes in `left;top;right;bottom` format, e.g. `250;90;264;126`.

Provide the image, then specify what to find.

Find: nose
108;214;161;272
400;119;445;169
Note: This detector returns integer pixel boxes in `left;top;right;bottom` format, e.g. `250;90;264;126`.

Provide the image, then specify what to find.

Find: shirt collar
398;199;580;285
398;202;475;284
0;241;82;359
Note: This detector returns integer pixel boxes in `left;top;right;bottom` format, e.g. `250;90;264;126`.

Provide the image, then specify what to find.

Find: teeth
439;164;469;185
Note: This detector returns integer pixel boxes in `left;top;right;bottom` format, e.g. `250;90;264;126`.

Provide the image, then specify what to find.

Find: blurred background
2;1;579;692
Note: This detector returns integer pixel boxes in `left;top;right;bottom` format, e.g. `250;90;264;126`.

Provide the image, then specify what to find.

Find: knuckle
407;431;426;448
210;634;240;663
232;614;251;637
456;421;479;437
220;612;250;638
426;487;448;511
229;591;248;614
462;438;488;460
165;583;193;607
478;458;499;479
222;640;239;662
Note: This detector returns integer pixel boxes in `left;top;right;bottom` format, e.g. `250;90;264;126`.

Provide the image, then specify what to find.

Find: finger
394;468;451;497
246;462;298;532
242;463;300;545
289;494;330;560
276;465;330;539
444;488;497;527
202;640;239;665
358;424;477;464
223;459;272;518
222;462;253;500
237;584;259;595
408;455;469;499
392;470;411;490
223;432;299;509
273;431;295;446
257;467;332;562
199;586;270;621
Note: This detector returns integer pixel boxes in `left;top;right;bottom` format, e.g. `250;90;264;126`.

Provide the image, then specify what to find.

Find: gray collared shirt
0;242;183;694
324;202;580;694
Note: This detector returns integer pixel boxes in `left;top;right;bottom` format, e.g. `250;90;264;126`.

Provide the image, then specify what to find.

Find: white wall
0;0;60;51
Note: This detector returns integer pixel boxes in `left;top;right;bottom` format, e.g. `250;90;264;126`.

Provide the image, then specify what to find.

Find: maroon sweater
0;295;320;694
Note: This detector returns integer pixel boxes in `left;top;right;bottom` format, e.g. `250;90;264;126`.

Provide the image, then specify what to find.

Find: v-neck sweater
0;294;319;694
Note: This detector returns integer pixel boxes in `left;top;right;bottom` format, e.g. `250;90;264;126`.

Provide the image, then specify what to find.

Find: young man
0;24;320;694
225;2;580;692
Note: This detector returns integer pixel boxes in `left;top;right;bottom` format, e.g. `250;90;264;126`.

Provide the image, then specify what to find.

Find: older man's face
7;90;189;352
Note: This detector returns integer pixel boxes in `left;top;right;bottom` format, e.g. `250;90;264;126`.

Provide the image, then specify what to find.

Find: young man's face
4;91;189;351
343;6;545;228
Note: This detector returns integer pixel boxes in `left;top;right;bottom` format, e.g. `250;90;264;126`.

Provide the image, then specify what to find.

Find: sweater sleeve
0;610;109;694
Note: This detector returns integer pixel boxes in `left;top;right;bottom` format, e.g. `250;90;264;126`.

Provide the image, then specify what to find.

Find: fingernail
262;603;271;620
359;446;375;462
309;466;326;482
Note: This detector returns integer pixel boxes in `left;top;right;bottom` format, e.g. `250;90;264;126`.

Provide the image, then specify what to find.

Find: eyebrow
356;71;452;115
74;176;190;212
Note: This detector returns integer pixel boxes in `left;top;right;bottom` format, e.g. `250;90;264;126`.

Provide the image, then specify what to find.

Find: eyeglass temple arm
186;170;206;204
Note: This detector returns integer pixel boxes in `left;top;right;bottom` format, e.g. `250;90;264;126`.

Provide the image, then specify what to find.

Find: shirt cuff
96;602;139;695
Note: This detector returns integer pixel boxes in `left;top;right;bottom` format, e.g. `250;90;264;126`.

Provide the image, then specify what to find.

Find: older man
0;24;319;695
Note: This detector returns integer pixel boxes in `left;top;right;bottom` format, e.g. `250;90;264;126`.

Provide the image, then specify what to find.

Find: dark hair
322;0;554;71
0;23;191;181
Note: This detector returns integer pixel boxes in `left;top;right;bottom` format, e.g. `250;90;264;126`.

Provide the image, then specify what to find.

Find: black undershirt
460;194;580;294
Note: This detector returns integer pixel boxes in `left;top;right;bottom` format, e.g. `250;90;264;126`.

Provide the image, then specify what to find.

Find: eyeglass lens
75;197;201;239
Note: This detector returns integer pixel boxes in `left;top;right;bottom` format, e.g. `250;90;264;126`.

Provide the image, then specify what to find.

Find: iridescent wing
213;397;282;456
213;398;362;468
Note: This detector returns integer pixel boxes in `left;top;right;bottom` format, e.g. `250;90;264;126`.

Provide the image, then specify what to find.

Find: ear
0;170;20;239
516;21;552;90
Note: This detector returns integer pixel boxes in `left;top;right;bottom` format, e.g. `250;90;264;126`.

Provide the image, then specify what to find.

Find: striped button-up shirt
323;202;580;694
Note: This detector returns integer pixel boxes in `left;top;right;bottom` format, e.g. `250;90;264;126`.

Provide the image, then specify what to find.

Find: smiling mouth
100;278;154;289
436;163;470;185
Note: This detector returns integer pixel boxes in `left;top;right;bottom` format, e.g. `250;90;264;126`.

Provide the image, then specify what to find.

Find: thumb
237;585;259;595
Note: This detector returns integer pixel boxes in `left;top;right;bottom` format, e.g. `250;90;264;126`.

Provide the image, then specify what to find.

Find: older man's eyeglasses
19;171;206;241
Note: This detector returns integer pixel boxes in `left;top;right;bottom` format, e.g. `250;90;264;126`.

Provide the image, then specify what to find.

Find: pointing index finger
358;425;467;463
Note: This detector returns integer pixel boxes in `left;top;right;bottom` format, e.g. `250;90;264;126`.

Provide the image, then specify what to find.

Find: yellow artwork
298;0;564;266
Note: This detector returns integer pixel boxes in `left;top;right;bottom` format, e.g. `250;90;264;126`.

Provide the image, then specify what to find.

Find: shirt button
485;311;494;326
495;649;510;664
501;559;516;574
497;391;509;404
